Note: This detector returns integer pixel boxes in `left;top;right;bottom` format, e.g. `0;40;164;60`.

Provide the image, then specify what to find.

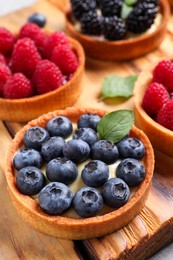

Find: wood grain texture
1;0;173;259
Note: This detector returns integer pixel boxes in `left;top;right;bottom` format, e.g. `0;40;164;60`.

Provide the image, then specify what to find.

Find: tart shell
134;71;173;158
65;0;170;61
0;36;85;122
5;107;154;240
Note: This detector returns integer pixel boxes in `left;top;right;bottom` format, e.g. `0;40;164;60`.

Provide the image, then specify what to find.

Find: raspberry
0;64;11;97
19;23;48;57
10;38;41;78
45;31;69;58
0;53;6;65
0;27;15;55
153;60;173;92
51;45;78;74
3;73;34;99
33;60;63;95
157;100;173;131
142;82;170;117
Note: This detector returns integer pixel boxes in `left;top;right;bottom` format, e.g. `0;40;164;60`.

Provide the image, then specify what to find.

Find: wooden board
1;0;173;259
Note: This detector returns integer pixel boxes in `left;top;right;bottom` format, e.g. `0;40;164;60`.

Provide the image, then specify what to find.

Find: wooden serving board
1;0;173;259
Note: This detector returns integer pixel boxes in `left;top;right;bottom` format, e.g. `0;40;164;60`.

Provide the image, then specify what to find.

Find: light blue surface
1;0;173;259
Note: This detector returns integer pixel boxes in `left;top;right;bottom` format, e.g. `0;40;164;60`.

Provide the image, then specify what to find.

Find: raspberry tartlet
5;107;154;239
134;63;173;158
65;0;169;60
0;26;85;122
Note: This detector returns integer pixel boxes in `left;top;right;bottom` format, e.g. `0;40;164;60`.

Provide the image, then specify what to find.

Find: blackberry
126;1;158;34
70;0;97;21
80;11;104;36
103;16;126;41
100;0;123;17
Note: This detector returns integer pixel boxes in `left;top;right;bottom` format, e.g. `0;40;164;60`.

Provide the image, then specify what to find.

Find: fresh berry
70;0;97;21
77;113;101;131
24;126;49;151
0;53;6;65
28;13;47;28
10;38;41;78
13;148;43;170
117;158;146;187
157;99;173;131
46;116;73;138
73;127;98;146
81;160;109;187
51;44;78;75
100;0;123;17
0;27;15;55
152;60;173;92
142;82;170;117
126;1;158;34
80;11;103;36
103;16;126;41
73;187;103;218
3;73;34;99
38;182;73;215
46;157;78;184
33;60;63;94
103;178;130;208
45;31;69;58
16;166;46;195
19;23;48;56
91;140;119;164
0;64;11;97
117;137;145;159
63;139;90;163
41;136;65;162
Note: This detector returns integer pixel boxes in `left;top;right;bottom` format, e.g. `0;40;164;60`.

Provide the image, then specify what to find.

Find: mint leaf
101;75;138;99
97;110;134;143
121;3;133;19
125;0;137;6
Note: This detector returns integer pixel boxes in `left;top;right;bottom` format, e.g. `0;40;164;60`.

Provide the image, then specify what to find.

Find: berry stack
0;23;79;99
70;0;159;40
142;60;173;131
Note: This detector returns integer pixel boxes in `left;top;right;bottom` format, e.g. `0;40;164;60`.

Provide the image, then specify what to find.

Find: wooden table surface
1;0;173;259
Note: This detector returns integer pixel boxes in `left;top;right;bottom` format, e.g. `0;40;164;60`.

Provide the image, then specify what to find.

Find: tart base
5;107;154;240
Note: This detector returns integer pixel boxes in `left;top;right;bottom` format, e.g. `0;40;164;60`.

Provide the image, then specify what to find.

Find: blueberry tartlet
66;0;169;60
5;108;154;239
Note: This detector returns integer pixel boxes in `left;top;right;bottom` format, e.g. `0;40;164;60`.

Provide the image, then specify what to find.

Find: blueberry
41;136;65;162
38;182;73;215
77;113;101;131
46;116;73;139
116;158;146;187
28;13;47;27
16;166;46;196
117;137;145;159
13;148;43;170
24;126;49;151
73;187;103;218
73;127;98;146
81;160;109;187
91;140;119;164
63;139;90;163
103;178;130;208
46;157;78;184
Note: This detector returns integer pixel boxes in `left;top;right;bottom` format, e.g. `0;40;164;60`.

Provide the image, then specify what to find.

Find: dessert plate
134;71;173;158
65;0;170;61
0;35;85;122
5;107;154;240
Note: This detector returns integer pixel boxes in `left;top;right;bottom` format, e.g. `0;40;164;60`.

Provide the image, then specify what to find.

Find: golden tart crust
0;36;85;122
5;107;154;240
65;0;170;61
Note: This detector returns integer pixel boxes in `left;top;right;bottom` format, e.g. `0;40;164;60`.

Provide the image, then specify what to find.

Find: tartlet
65;0;170;61
0;36;85;122
5;107;154;240
134;71;173;158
